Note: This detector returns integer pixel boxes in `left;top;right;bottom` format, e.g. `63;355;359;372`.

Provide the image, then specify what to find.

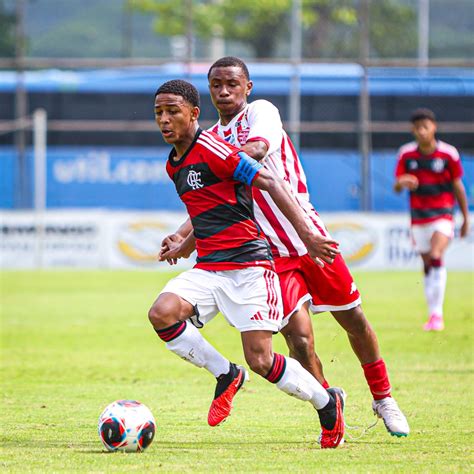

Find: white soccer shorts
411;218;454;254
159;266;283;332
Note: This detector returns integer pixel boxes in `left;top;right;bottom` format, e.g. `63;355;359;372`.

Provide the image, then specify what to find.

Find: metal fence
1;0;473;211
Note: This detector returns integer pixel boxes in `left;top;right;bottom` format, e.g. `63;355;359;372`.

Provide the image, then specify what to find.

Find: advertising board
1;211;472;270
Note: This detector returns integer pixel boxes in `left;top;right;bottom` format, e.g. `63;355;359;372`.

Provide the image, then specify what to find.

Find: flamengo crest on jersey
187;169;204;189
395;140;464;225
211;100;328;258
166;129;272;270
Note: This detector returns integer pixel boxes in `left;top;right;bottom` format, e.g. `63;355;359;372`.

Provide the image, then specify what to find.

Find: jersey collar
168;128;202;167
216;105;248;131
416;140;439;157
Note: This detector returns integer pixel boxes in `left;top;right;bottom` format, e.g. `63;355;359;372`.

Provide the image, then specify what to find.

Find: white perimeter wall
1;210;472;270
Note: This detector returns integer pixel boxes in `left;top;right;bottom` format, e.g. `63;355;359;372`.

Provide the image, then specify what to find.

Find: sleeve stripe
197;136;229;160
203;131;234;155
199;131;234;157
438;140;460;161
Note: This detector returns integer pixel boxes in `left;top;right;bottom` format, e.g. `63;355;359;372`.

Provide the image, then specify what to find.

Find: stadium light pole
289;0;302;152
358;0;372;212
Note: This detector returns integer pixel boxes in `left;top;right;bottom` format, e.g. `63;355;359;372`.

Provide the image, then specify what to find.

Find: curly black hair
208;56;250;80
155;79;200;107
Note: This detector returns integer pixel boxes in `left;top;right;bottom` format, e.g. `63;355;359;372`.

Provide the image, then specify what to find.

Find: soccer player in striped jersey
394;108;469;331
151;79;345;448
162;57;409;438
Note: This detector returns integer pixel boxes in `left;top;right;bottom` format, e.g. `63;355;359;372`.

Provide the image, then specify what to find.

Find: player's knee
147;304;164;328
148;297;177;330
429;253;443;265
343;306;373;336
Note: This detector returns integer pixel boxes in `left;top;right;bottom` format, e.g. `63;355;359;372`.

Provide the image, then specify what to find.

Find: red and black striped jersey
395;140;463;225
166;129;273;271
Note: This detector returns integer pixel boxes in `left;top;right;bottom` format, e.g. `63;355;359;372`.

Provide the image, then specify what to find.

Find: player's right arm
394;174;419;192
159;230;196;264
394;149;418;192
165;218;193;239
159;218;196;264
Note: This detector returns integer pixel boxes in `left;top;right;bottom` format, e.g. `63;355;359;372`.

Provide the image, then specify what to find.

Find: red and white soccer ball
98;400;156;452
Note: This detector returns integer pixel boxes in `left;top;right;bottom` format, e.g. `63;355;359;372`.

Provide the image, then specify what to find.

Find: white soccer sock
423;272;435;312
166;322;230;377
276;357;330;409
429;266;447;317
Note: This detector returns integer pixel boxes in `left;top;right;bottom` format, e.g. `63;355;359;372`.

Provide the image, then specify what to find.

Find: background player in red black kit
161;57;410;438
151;79;345;448
394;108;469;331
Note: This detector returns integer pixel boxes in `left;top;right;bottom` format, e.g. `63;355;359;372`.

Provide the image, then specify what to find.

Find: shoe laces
343;419;379;440
375;398;404;420
319;419;379;443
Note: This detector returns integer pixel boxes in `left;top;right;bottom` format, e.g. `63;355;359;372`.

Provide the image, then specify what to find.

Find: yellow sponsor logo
117;221;167;263
326;222;376;264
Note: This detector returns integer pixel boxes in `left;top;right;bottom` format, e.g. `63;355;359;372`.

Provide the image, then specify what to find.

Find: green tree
302;0;357;58
129;0;358;59
129;0;417;60
0;0;16;57
128;0;290;58
368;0;417;58
302;0;417;59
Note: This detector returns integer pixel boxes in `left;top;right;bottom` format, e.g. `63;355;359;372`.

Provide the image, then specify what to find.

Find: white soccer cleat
372;397;410;437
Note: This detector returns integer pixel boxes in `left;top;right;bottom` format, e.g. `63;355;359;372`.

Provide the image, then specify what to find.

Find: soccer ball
98;400;156;452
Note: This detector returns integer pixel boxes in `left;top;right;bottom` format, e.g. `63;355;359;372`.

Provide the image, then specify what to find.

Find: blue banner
1;146;472;212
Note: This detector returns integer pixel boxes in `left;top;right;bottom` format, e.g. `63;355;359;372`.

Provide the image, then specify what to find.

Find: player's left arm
448;149;469;238
453;178;470;237
233;151;339;266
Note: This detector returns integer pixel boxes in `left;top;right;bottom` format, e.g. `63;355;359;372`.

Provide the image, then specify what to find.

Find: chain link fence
0;0;473;210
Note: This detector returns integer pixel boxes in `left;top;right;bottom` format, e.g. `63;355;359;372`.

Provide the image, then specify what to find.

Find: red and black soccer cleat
208;363;248;427
319;387;345;449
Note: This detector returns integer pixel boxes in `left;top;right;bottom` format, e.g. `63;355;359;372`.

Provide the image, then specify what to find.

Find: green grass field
1;270;472;473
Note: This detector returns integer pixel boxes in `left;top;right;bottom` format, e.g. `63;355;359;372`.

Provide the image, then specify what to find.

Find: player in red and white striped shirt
162;58;409;437
394;108;469;331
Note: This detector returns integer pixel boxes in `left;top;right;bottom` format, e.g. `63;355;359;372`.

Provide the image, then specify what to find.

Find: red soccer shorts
274;253;361;321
